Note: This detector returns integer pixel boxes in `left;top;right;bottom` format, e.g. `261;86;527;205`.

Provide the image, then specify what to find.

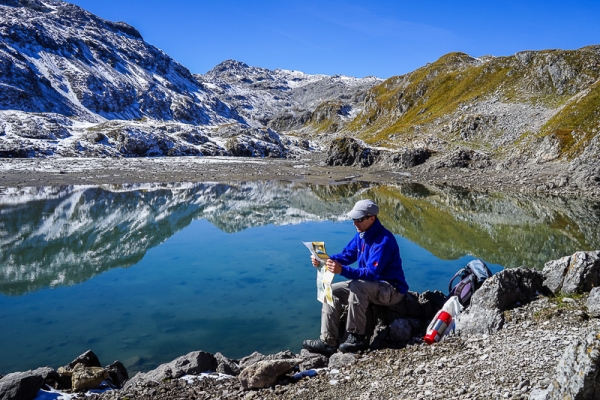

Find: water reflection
1;182;599;296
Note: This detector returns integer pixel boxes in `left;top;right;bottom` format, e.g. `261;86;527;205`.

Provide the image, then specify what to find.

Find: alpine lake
1;180;599;376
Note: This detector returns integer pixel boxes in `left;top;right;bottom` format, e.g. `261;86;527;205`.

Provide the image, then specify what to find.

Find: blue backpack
448;259;493;306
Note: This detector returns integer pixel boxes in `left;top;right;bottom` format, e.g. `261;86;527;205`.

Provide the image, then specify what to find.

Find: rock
239;352;266;370
546;331;600;399
325;137;379;167
298;349;328;371
428;148;492;170
104;361;129;388
65;350;102;370
215;352;240;376
379;148;432;168
455;305;505;336
124;350;216;388
0;367;56;400
328;353;357;369
71;363;109;391
238;359;301;390
456;268;544;336
389;318;412;342
471;267;545;311
588;287;600;318
543;251;600;294
239;350;296;370
84;132;107;143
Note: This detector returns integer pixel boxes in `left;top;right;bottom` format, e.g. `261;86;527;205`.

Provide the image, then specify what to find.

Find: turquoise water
1;182;598;375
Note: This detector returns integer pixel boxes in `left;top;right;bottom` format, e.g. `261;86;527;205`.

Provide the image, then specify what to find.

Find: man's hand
326;259;342;274
311;256;320;267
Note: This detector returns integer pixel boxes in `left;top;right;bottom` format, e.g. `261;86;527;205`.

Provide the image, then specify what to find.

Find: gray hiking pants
320;279;404;345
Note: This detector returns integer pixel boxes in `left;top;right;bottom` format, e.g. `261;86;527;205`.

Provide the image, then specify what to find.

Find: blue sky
68;0;600;78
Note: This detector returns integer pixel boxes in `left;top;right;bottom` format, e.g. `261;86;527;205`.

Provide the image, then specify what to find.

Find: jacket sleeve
329;236;359;266
340;236;393;281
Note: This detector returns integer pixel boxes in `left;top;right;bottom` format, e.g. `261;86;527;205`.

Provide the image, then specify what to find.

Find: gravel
1;153;598;198
88;294;598;400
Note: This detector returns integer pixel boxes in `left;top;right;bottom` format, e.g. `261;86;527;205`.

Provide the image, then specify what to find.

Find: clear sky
67;0;600;79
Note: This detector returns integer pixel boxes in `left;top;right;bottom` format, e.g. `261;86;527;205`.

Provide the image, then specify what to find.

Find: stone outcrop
456;267;545;336
543;250;600;294
544;331;600;399
325;137;431;168
326;137;379;167
238;359;301;390
427;147;492;170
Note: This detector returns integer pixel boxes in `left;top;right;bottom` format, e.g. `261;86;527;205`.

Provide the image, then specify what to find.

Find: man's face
352;215;376;233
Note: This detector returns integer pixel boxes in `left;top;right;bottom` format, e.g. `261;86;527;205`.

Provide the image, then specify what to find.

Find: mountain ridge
0;0;599;189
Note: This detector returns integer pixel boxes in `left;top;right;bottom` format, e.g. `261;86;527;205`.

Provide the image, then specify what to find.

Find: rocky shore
1;251;599;400
1;150;599;199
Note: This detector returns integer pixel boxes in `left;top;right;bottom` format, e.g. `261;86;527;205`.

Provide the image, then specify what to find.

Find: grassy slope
332;46;600;159
540;79;600;158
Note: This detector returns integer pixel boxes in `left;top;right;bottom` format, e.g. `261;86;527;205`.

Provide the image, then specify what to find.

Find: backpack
448;259;493;306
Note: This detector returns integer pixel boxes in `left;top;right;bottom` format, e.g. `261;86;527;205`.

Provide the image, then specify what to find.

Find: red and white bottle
423;310;453;345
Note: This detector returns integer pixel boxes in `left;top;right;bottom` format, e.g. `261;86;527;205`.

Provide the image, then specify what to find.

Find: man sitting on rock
303;199;409;355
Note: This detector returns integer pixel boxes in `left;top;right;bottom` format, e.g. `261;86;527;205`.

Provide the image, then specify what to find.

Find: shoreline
1;155;599;198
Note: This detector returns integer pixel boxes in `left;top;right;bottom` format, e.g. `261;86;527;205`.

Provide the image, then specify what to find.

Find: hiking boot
302;339;337;356
339;333;368;353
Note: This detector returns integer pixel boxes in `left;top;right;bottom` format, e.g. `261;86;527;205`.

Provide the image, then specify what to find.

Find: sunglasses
352;215;371;223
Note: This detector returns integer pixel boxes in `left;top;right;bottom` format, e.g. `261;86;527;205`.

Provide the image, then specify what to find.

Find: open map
303;241;334;306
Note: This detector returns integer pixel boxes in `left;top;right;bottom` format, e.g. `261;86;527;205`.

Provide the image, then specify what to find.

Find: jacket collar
362;218;383;241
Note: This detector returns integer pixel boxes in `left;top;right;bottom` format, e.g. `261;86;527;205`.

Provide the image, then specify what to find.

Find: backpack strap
448;268;467;294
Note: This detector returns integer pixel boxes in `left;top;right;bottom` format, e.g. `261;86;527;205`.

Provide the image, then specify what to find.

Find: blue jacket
330;218;409;294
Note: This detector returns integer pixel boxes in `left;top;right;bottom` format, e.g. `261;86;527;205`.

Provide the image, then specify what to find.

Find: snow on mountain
0;0;243;123
0;0;313;158
197;60;382;131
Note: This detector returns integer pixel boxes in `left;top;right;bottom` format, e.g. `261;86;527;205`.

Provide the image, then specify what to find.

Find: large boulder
124;351;216;389
238;359;300;390
546;331;600;399
543;251;600;294
456;268;545;336
0;367;56;400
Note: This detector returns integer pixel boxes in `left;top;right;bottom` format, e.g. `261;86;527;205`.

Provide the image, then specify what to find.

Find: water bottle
423;310;453;344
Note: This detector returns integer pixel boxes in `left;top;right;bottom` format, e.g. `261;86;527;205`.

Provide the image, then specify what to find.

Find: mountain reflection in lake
0;182;598;375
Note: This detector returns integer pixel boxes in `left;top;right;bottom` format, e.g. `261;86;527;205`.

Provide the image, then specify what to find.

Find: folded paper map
303;241;334;306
